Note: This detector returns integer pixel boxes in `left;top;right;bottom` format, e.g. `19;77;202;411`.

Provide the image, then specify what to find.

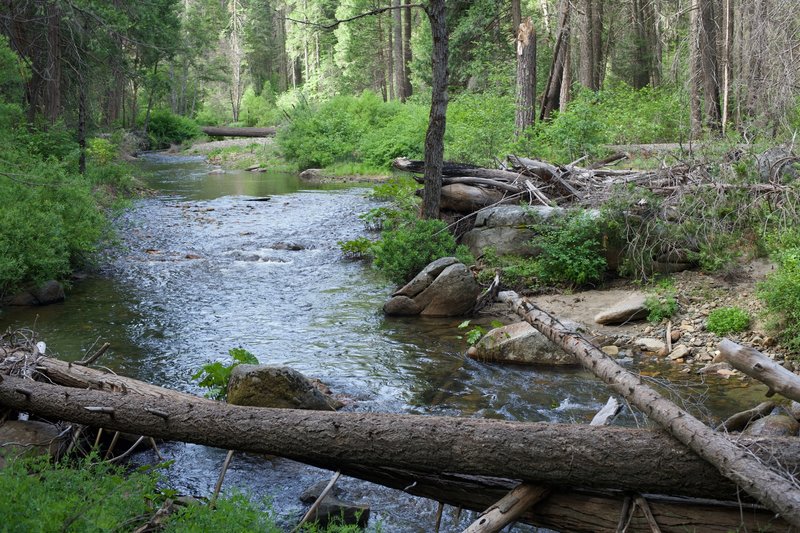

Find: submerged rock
300;479;370;529
468;321;578;365
743;414;800;437
227;365;342;410
5;280;65;306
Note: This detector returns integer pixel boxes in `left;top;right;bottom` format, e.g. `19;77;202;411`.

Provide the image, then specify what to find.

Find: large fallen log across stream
201;126;276;137
0;372;795;531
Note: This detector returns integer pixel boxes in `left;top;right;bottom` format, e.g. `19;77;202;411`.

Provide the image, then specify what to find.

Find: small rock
470;322;578;365
601;345;620;356
634;337;666;354
227;365;341;410
668;344;691;361
697;362;733;374
670;329;682;343
299;480;370;529
743;414;800;437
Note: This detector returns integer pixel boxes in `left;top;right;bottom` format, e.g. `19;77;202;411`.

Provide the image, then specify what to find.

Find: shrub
338;237;373;259
758;247;800;350
645;295;678;323
706;307;751;335
529;210;609;286
193;347;259;400
142;109;202;149
372;219;466;283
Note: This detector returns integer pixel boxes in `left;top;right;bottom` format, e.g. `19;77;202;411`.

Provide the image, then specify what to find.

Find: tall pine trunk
392;0;406;101
515;18;537;136
402;0;413;97
422;0;448;219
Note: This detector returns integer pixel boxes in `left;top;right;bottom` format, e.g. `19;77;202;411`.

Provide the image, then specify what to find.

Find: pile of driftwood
2;296;800;532
392;154;798;215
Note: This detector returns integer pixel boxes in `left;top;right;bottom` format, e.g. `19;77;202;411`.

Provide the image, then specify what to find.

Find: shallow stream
0;154;766;531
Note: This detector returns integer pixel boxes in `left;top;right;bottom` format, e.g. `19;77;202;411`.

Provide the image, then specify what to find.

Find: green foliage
0;127;113;297
706;307;751;335
141;109;202;149
240;82;281;127
446;92;515;166
0;455;161;531
86;138;117;166
338;237;373;260
164;492;280;532
644;277;678;322
458;319;505;346
372;219;464;283
193;347;259;400
529;211;609;286
758;245;800;350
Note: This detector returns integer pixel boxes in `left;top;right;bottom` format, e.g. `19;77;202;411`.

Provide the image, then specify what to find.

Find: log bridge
2;298;800;531
201;126;276;138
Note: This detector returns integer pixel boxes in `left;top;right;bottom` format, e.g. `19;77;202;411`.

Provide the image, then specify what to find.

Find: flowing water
0;154;768;531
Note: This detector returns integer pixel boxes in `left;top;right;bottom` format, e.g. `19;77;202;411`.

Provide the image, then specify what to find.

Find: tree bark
511;0;521;37
4;374;800;506
498;291;800;526
514;18;537;137
421;0;448;219
578;0;601;90
45;0;61;124
539;0;570;121
689;0;703;136
717;339;800;403
462;484;549;533
392;0;406;101
698;0;721;131
201;126;277;137
402;0;414;97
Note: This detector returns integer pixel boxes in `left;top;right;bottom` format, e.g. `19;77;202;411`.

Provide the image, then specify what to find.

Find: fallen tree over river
201;126;276;138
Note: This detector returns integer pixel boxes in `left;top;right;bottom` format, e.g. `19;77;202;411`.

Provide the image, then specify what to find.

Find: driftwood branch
498;291;800;526
717;338;800;402
461;484;549;533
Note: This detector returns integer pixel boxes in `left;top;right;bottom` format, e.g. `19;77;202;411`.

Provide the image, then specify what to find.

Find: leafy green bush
758;247;800;349
645;295;678;323
240;82;281;127
193;347;259;400
372;219;468;283
446;92;515;166
706;307;751;335
338;237;373;259
142;109;202;149
529;210;609;286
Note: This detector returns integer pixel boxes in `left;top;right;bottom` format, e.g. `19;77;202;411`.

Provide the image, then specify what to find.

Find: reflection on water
0;152;768;531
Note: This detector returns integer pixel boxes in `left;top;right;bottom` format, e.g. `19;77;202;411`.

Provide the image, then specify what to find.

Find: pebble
601;345;620;356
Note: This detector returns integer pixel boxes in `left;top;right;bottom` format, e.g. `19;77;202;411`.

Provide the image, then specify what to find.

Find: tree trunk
689;0;703;136
201;126;277;137
539;0;570;121
698;0;721;130
511;0;521;37
498;292;800;526
402;0;414;97
421;0;448;219
78;75;87;175
392;0;406;101
4;373;800;505
578;0;600;90
559;31;571;112
45;0;61;124
386;9;395;101
514;18;537;136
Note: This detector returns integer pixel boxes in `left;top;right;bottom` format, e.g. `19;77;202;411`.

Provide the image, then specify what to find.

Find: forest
2;0;800;531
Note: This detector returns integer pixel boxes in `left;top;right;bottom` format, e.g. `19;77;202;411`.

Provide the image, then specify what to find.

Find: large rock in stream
227;365;342;410
461;205;563;258
300;479;370;529
0;420;66;467
468;321;579;365
4;280;65;306
383;257;481;317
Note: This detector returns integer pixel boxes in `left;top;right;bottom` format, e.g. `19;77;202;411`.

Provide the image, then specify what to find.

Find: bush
141;109;202;149
240;82;281;127
529;210;609;286
372;218;468;283
758;247;800;350
706;307;751;335
192;347;259;400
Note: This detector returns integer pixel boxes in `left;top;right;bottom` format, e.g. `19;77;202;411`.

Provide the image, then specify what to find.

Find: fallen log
201;126;276;138
717;401;776;433
2;374;800;502
498;291;800;526
717;338;800;402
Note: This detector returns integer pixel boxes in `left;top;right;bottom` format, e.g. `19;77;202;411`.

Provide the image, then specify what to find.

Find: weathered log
31;355;215;405
717;338;800;402
499;291;800;526
394;157;525;182
462;484;549;533
434;184;512;213
2;374;800;503
201;126;276;138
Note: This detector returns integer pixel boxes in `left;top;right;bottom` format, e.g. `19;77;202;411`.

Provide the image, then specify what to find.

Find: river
0;154;766;531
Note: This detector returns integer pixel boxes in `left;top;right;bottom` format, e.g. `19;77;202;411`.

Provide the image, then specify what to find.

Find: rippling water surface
0;153;764;531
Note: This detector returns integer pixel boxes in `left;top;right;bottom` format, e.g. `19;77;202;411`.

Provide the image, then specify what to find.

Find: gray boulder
469;321;578;365
6;280;65;306
384;259;481;317
300;480;370;529
0;420;66;467
227;365;341;410
461;205;563;258
594;293;649;325
743;414;800;437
